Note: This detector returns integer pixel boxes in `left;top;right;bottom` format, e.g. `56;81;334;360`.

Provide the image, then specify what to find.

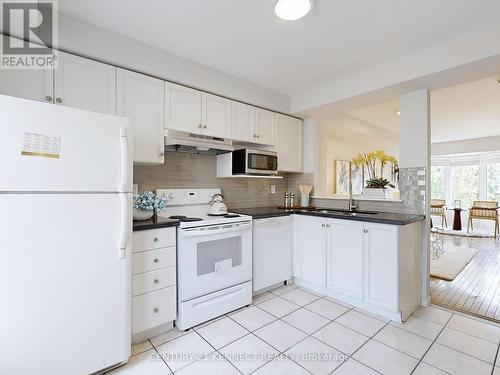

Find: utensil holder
301;193;310;207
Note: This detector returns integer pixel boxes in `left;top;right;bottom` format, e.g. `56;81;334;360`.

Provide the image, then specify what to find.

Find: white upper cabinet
327;220;364;300
117;69;165;164
276;114;303;172
165;82;202;134
0;37;52;102
201;93;231;139
255;108;276;146
0;68;52;103
54;52;116;114
231;103;275;146
231;101;255;143
295;215;327;287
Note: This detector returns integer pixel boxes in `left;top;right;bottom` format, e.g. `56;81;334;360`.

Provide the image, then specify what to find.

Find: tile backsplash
134;152;427;215
134;152;289;209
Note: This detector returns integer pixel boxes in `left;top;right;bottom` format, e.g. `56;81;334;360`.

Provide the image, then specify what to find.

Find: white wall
292;23;500;115
3;11;290;113
432;136;500;155
314;114;400;196
399;90;431;168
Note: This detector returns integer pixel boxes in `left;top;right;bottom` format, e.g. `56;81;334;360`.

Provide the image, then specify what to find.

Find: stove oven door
178;221;253;301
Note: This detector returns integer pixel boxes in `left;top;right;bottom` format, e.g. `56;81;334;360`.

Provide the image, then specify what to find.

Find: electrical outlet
270;185;276;194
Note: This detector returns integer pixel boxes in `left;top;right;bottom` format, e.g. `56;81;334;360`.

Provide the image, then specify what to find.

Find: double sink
305;209;379;217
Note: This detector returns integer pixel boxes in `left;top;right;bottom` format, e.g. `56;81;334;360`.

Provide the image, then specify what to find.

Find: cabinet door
295;215;327;287
327;219;364;299
201;93;231;139
54;52;116;114
276;114;303;172
363;223;398;311
0;36;52;102
165;82;202;134
255;108;276;146
231;101;255;143
117;69;165;164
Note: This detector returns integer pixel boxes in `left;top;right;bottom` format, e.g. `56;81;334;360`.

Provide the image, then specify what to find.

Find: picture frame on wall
334;159;364;195
334;159;350;195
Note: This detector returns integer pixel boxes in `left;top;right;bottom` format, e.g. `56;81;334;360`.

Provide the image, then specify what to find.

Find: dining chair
431;199;447;227
467;200;499;238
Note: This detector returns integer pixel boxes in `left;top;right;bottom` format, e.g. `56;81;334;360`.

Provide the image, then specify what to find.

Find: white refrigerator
0;95;133;375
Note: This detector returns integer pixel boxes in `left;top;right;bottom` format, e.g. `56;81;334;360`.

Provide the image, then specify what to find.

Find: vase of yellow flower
351;150;398;199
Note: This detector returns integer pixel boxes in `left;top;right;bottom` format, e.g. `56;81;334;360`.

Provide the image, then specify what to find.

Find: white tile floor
109;284;500;375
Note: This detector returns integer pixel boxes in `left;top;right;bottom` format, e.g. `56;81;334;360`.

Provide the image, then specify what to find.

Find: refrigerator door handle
120;127;130;193
119;193;132;259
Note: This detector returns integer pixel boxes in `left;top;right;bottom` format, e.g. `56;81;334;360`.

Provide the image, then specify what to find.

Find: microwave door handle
182;223;252;238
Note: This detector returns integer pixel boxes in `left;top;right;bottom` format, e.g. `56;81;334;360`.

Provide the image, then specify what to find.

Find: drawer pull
153;279;159;284
153;308;159;313
153;237;159;242
153;258;159;263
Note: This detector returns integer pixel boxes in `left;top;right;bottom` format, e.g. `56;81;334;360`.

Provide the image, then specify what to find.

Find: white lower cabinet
327;219;364;300
294;215;421;321
363;223;398;311
132;227;177;342
294;215;327;287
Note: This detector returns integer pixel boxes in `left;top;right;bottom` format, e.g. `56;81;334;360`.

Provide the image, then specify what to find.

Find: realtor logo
0;0;58;69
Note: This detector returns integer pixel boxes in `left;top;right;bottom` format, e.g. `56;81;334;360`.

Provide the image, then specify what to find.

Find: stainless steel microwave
232;149;278;175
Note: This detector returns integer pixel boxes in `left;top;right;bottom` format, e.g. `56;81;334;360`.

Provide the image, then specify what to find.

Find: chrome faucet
348;163;357;212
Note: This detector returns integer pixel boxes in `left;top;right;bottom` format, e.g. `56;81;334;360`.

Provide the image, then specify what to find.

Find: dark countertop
230;206;295;219
231;206;424;226
133;217;179;231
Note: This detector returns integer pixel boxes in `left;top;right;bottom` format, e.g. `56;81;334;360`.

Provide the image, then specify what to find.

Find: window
431;153;500;208
431;166;445;199
450;165;479;208
487;162;500;202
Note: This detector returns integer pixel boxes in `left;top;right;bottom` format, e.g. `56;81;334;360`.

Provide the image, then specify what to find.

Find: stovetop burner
169;215;203;222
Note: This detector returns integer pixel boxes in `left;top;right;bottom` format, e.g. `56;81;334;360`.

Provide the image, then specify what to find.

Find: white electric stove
156;189;253;330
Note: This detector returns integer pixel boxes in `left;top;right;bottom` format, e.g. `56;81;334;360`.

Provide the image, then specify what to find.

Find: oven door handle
181;222;252;238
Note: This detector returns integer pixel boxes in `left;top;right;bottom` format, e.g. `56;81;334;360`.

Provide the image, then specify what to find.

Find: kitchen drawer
133;247;176;274
132;286;176;334
133;266;176;296
133;227;176;252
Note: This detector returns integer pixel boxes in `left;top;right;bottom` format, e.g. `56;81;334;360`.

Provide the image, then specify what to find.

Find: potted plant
352;151;398;199
133;191;168;221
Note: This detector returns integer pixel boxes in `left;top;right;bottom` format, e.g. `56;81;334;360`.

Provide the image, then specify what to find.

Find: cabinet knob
256;134;260;138
153;237;159;242
322;224;325;227
153;258;159;263
153;279;159;284
55;97;62;104
198;124;202;128
363;229;368;233
153;308;159;313
203;125;207;129
45;95;52;102
326;224;331;228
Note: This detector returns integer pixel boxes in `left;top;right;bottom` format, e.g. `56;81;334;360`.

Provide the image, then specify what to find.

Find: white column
399;89;431;306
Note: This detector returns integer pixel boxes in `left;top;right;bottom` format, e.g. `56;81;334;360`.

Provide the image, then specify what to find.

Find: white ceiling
59;0;500;96
338;77;500;143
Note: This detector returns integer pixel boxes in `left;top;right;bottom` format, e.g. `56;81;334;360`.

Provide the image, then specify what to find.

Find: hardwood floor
430;235;500;321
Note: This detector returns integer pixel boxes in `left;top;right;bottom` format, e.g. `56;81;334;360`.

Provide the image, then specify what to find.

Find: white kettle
208;193;228;216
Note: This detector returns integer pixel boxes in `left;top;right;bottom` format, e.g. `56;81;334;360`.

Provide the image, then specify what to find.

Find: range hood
164;129;234;154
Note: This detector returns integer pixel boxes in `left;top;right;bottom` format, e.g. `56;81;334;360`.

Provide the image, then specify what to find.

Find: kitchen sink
315;209;378;216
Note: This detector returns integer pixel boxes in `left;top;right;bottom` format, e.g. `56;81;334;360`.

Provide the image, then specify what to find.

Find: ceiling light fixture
395;110;401;116
275;0;312;21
